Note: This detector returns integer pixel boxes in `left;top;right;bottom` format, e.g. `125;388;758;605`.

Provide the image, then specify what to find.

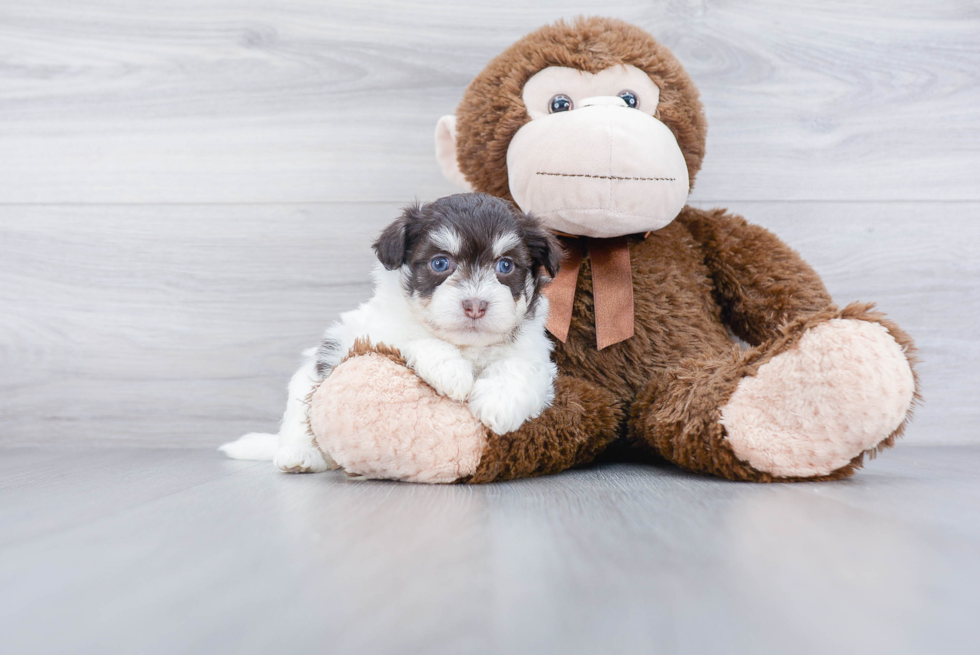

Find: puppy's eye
617;90;638;109
549;94;573;113
495;257;514;274
430;256;452;273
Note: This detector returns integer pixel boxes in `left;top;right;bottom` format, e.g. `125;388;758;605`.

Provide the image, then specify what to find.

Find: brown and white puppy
220;193;561;473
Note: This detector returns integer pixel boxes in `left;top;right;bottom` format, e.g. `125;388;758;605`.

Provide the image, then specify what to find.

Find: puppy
220;193;561;473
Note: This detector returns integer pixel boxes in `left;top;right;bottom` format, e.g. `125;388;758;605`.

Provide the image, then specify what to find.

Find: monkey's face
506;64;690;238
437;17;708;241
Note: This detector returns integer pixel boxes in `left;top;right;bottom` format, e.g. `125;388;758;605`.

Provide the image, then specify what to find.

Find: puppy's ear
524;216;562;279
373;203;424;270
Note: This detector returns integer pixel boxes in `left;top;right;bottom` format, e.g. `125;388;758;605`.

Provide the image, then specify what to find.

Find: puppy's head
373;193;561;347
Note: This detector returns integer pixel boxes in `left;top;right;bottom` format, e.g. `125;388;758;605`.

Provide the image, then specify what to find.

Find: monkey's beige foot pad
721;319;915;478
310;348;487;484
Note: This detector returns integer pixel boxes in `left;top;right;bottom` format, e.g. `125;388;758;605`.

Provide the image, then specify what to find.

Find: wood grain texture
0;203;398;445
0;1;978;203
1;446;977;655
0;2;977;448
1;202;975;446
2;6;976;652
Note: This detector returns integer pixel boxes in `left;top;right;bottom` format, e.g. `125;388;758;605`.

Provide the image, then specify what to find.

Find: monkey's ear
373;204;424;270
435;115;475;192
525;220;563;279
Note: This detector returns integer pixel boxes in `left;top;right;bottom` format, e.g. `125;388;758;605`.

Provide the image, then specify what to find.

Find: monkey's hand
309;344;488;483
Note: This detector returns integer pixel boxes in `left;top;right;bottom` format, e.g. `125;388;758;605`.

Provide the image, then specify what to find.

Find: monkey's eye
430;256;452;273
618;90;639;109
548;94;573;113
495;257;515;274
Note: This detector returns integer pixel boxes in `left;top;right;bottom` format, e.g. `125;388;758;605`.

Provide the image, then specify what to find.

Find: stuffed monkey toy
310;16;918;483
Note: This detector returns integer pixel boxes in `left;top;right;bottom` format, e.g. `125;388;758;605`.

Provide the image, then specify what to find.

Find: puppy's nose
462;299;488;319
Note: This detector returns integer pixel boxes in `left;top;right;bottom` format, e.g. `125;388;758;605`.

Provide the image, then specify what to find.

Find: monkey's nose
462;299;489;319
579;96;629;109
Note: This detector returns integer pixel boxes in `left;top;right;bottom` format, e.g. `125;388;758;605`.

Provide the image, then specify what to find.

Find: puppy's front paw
468;378;533;435
417;357;475;403
274;445;335;474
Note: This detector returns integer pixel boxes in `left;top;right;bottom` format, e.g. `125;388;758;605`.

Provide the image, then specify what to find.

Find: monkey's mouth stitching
536;172;676;182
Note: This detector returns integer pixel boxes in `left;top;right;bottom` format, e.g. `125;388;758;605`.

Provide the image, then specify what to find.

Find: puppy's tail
218;432;278;461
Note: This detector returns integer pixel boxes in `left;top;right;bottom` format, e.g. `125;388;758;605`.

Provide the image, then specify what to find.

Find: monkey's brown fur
453;17;920;483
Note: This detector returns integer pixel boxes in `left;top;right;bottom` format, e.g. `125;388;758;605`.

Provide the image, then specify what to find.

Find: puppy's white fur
219;264;556;473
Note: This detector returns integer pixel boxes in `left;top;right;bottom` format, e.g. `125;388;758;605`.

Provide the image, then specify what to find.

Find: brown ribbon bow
543;235;635;350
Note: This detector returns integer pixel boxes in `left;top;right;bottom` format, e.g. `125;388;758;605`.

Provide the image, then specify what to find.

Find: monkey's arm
465;375;623;483
677;207;833;345
629;207;918;482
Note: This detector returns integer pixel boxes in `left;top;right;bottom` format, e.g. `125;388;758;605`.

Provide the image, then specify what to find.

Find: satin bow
543;235;635;350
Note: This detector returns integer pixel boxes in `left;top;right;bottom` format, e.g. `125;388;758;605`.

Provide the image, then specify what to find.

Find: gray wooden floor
2;445;978;655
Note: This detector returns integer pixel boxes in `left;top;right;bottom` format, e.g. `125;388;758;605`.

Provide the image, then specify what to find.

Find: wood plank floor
1;445;977;655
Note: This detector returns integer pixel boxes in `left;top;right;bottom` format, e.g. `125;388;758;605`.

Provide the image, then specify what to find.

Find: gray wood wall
1;1;978;447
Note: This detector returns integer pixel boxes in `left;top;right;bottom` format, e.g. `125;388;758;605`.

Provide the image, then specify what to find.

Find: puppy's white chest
459;344;500;376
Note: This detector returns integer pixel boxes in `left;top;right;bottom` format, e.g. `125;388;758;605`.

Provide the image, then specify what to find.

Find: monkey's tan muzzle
507;100;690;238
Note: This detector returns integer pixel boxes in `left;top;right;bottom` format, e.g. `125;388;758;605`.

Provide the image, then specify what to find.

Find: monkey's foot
309;344;488;484
720;316;916;478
